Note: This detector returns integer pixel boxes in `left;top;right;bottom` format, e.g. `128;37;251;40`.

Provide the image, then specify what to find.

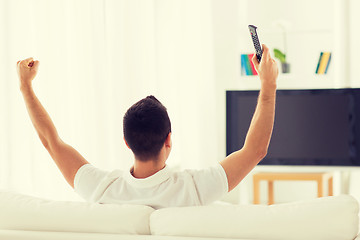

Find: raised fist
17;57;40;88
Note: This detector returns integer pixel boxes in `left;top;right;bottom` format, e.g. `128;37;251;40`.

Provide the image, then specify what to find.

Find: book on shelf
316;52;331;74
241;53;258;76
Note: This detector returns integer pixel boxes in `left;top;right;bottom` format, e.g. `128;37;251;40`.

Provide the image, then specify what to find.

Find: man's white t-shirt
74;163;228;209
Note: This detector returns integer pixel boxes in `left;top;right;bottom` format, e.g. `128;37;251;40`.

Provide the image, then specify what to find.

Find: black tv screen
226;89;360;166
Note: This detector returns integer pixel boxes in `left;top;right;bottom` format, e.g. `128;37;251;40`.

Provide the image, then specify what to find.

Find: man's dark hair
123;96;171;161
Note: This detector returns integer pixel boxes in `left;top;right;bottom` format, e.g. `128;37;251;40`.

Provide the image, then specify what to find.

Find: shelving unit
236;0;348;91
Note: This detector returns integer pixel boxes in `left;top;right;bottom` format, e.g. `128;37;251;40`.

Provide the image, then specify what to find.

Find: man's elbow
257;149;268;161
38;134;50;150
247;147;268;162
243;143;268;159
39;134;61;153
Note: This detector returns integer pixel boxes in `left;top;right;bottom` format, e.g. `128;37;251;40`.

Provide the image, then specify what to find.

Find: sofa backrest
0;190;358;240
150;195;359;240
0;190;154;235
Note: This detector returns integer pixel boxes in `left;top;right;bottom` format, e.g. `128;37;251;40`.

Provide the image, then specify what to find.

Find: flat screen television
226;89;360;166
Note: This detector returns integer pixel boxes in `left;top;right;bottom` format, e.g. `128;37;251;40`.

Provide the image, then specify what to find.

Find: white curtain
0;0;219;201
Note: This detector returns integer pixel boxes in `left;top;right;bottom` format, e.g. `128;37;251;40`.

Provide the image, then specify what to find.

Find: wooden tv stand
253;172;333;205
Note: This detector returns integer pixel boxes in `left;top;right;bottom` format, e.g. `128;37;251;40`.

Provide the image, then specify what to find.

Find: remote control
248;25;263;62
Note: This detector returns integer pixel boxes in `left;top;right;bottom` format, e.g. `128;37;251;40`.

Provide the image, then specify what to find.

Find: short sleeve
74;164;121;202
187;164;228;205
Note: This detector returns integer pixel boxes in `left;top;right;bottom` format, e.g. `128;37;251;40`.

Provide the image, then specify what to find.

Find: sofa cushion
150;195;359;240
0;190;154;235
0;230;261;240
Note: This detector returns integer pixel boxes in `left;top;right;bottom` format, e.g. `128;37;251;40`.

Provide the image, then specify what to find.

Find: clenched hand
16;57;40;89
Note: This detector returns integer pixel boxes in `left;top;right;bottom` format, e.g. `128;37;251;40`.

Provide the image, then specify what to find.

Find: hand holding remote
252;44;278;90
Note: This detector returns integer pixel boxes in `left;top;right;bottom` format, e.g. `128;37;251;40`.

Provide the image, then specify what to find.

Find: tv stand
253;172;333;205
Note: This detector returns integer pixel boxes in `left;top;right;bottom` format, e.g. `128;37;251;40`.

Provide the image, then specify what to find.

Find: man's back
75;163;228;209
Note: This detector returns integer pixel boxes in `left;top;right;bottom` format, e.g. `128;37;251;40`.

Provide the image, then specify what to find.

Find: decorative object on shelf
272;20;291;73
241;53;258;76
315;52;332;74
274;48;290;73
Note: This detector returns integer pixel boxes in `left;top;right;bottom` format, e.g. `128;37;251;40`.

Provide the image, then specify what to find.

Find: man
17;44;278;209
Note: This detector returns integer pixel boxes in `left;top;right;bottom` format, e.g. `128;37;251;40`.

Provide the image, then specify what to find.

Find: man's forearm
20;85;60;148
243;86;276;157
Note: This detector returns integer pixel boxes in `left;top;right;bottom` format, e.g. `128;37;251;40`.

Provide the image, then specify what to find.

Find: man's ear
123;137;131;149
165;132;172;148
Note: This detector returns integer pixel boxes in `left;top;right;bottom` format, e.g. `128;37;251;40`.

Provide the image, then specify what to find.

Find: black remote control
248;25;263;62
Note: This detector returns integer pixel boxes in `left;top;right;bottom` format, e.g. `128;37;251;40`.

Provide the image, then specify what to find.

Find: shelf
231;73;336;91
260;28;333;35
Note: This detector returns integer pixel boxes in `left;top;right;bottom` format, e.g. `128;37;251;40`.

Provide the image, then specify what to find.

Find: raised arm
220;44;278;191
17;58;89;188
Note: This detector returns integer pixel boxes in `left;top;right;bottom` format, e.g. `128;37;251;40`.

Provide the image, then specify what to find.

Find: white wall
212;0;360;204
0;0;219;200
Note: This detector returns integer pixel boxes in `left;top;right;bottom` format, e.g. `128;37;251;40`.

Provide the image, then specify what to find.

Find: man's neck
131;159;166;179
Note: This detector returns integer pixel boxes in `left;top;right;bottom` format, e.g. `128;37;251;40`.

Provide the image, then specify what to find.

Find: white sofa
0;190;359;240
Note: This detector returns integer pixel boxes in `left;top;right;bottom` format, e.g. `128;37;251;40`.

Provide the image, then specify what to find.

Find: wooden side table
253;172;333;205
